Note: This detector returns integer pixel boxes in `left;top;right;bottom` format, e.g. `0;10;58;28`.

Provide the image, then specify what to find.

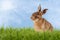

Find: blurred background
0;0;60;29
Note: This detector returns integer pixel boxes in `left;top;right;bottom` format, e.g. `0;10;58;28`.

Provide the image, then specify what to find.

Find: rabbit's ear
42;9;48;15
38;4;41;12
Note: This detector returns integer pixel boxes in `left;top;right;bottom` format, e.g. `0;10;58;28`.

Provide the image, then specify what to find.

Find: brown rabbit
31;5;53;32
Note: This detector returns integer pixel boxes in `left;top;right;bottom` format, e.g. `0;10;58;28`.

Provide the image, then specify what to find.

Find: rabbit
31;5;53;32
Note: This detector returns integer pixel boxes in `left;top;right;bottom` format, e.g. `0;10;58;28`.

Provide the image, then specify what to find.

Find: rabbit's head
31;5;48;22
31;12;39;21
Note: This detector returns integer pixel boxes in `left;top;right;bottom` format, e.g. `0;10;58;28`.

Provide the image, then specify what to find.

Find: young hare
31;5;53;32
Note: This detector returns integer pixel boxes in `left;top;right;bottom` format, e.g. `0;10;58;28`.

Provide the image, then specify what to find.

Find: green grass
0;27;60;40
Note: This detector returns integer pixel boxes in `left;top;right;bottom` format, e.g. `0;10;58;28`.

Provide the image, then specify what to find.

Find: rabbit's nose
31;17;33;19
31;17;32;19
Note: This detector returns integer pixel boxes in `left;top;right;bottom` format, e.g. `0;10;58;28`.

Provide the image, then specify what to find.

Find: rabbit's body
31;5;53;32
33;18;53;32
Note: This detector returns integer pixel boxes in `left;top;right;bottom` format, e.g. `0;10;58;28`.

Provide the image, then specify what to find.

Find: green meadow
0;27;60;40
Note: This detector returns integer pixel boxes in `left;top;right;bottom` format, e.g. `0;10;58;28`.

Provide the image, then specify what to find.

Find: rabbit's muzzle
31;15;40;21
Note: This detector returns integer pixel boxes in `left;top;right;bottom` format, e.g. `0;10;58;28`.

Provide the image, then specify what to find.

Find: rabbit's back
44;19;53;31
34;18;53;31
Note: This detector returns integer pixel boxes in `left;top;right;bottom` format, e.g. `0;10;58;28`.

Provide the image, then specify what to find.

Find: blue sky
0;0;60;29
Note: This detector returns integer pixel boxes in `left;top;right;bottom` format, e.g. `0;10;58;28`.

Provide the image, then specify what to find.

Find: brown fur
31;5;53;32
